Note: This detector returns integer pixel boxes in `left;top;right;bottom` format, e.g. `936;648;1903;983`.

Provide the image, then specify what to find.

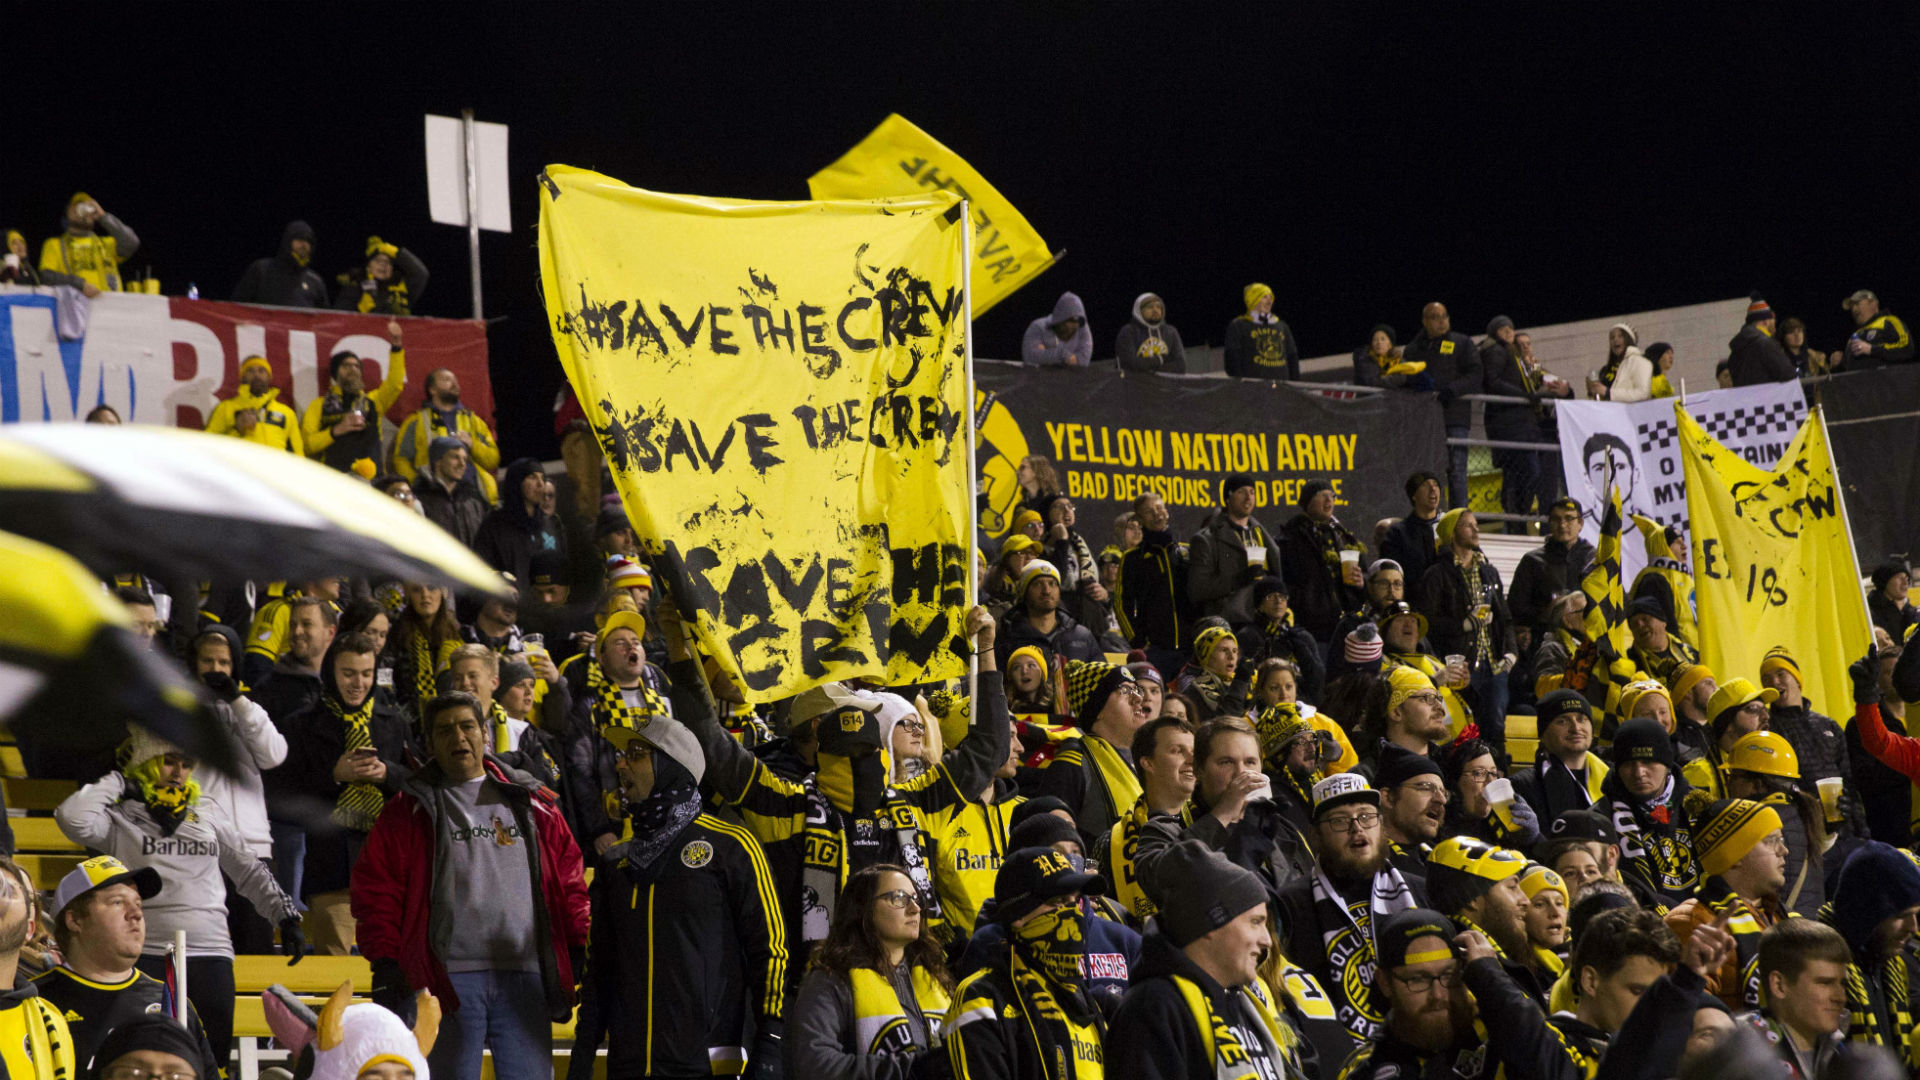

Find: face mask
1014;903;1089;988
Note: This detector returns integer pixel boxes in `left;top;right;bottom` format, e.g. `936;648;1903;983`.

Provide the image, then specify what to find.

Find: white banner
1555;382;1808;582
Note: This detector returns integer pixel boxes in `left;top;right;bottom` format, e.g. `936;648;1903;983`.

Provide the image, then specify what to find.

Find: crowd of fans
4;193;1920;1080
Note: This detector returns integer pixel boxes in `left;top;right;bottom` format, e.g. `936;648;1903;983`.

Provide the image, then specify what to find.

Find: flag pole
1816;404;1875;635
173;930;188;1026
961;199;979;715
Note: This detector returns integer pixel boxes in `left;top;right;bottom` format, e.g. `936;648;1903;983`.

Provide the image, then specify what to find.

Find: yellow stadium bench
233;953;370;995
0;746;26;780
15;854;83;891
11;817;81;853
1505;714;1539;767
3;777;76;812
1104;652;1132;666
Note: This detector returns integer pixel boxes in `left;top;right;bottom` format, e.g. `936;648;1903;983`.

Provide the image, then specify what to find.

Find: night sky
12;6;1917;460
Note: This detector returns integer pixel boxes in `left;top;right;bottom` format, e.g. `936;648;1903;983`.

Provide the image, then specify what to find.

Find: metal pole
961;200;979;715
1816;404;1876;633
462;108;483;320
173;930;188;1026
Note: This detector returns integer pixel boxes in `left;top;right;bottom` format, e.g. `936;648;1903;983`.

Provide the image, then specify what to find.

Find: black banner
1818;367;1920;564
973;364;1449;544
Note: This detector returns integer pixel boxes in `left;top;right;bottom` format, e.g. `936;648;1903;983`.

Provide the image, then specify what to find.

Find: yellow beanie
1435;508;1467;551
1519;864;1568;904
1387;664;1436;715
1759;646;1801;686
1667;663;1715;704
1243;283;1273;314
1007;645;1049;677
1618;680;1674;733
1193;626;1234;669
1686;791;1783;879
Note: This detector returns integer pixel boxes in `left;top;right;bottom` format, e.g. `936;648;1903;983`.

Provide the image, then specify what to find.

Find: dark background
11;6;1915;461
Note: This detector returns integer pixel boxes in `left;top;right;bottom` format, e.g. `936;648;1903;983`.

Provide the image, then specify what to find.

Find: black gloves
279;918;306;967
371;957;413;1018
746;1020;783;1080
200;670;242;703
1851;647;1882;706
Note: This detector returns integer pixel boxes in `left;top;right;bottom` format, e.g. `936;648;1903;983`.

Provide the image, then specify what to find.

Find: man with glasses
0;855;75;1077
1665;795;1792;1013
86;1014;210;1080
1685;678;1778;801
1276;773;1424;1043
1374;745;1449;881
1507;498;1594;650
1339;908;1479;1078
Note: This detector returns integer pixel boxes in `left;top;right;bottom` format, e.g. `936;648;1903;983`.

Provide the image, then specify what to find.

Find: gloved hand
279;918;306;966
371;957;413;1018
1496;793;1541;848
1851;647;1882;706
745;1020;783;1080
200;670;242;703
365;235;400;260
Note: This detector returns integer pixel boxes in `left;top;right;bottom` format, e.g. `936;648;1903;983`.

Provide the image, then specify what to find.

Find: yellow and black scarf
587;659;667;729
328;693;386;833
1108;796;1194;919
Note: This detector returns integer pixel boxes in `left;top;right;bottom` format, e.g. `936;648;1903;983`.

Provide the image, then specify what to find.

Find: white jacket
195;695;287;860
1608;347;1654;403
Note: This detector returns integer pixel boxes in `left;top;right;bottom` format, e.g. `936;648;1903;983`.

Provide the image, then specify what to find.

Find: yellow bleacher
1506;714;1539;766
3;777;76;812
11;817;82;854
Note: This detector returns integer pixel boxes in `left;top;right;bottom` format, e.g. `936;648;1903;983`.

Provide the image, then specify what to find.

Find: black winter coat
232;221;330;307
1416;554;1518;664
1727;324;1797;386
1507;538;1595;637
1403;330;1482;428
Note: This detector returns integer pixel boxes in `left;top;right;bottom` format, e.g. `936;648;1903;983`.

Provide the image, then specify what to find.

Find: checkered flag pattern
1635;397;1808;526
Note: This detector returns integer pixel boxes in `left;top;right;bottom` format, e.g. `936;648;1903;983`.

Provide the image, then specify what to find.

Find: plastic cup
1340;549;1361;569
1485;777;1517;830
1816;777;1844;823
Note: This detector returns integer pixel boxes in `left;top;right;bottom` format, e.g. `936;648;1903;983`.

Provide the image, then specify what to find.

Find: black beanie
1150;840;1271;947
1009;797;1074;833
1297;479;1334;509
1609;717;1676;770
87;1015;214;1079
1010;811;1082;853
1221;474;1256;501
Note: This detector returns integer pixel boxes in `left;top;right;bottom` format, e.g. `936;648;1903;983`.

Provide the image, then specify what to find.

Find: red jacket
1855;702;1920;781
351;759;590;1017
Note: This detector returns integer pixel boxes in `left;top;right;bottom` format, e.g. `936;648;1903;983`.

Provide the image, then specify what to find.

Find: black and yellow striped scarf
327;693;386;832
409;629;438;708
587;659;667;730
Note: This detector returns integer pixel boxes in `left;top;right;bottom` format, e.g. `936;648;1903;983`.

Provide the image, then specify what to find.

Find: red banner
166;299;492;429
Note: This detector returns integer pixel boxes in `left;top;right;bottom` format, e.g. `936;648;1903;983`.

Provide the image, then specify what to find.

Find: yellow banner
537;166;972;702
809;114;1053;317
1678;405;1871;720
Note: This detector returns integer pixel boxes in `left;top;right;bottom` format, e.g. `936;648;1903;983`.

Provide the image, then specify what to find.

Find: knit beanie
1243;283;1274;314
1375;908;1460;970
1222;474;1257;501
1745;294;1774;325
1015;559;1061;603
1832;842;1920;957
1345;623;1385;665
1253;577;1289;604
1608;321;1638;347
1758;646;1802;687
1374;743;1444;790
1152;840;1273;948
1871;557;1911;593
1667;663;1714;706
1684;790;1783;879
1519;864;1569;905
427;435;464;467
1425;836;1528;917
1009;810;1083;854
1435;508;1467;551
1297;479;1333;509
1192;626;1234;670
1255;702;1309;761
1609;717;1677;770
88;1015;213;1080
1011;509;1044;536
1371;324;1398;349
1537;689;1595;725
1486;315;1514;336
123;725;183;770
1617;680;1674;731
498;659;536;689
1063;659;1133;727
1007;645;1049;678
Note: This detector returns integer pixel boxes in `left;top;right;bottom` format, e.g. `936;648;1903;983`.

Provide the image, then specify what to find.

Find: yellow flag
809;114;1053;317
1678;404;1871;720
537;166;972;702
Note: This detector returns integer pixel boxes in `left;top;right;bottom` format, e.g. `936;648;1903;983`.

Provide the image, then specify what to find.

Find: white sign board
425;114;512;233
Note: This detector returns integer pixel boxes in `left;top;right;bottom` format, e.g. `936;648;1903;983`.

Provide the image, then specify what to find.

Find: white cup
1484;777;1517;830
1340;549;1361;569
1816;777;1844;823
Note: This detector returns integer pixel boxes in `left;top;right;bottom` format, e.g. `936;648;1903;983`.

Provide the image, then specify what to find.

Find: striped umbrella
0;424;508;597
0;529;219;767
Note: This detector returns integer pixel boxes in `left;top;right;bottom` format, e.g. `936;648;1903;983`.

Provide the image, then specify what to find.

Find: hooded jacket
1727;323;1797;387
195;692;288;860
1116;528;1191;652
1606;346;1654;403
1508;537;1595;637
1403;328;1482;428
1107;927;1316;1080
1022;292;1093;367
393;402;501;493
233;221;330;308
413;466;490;549
38;210;139;293
279;651;415;900
1190;512;1285;626
1113;294;1186;372
352;756;590;1019
1479;335;1546;439
473;458;568;588
996;606;1103;670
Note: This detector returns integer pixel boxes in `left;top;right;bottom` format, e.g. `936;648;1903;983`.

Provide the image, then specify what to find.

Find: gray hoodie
1114;292;1186;372
1021;291;1092;367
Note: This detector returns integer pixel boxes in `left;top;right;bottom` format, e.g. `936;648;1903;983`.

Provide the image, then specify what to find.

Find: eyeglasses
1116;684;1145;701
1460;768;1501;784
1760;833;1788;852
1320;811;1381;834
876;890;921;910
1407;692;1444;707
1392;965;1461;994
103;1069;198;1080
620;743;654;763
897;718;926;735
1398;781;1448;799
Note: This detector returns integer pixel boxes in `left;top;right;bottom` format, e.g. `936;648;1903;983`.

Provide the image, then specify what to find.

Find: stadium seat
11;817;81;853
14;854;82;890
0;746;27;780
2;777;76;812
1505;714;1538;766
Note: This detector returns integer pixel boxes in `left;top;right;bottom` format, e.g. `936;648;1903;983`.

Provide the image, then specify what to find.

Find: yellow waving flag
1678;404;1871;720
537;166;972;702
809;114;1054;317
